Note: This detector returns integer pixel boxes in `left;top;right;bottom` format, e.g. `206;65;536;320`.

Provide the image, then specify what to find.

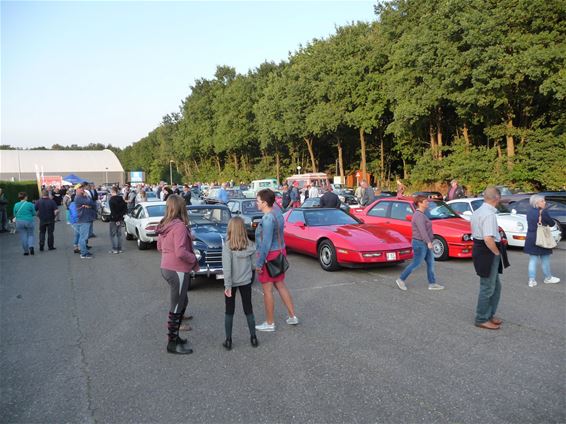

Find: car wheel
136;231;150;250
431;236;449;261
186;276;193;291
125;229;134;240
318;240;340;271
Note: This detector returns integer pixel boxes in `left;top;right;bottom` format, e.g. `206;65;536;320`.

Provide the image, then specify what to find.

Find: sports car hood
431;218;471;233
331;224;410;249
192;224;227;249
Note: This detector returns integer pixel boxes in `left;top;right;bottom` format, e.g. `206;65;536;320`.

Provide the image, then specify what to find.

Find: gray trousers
109;221;123;251
160;269;190;314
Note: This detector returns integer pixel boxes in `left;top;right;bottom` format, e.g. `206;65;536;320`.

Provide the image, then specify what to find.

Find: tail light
399;249;412;255
145;223;158;232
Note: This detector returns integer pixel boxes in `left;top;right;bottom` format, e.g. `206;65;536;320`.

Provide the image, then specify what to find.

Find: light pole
105;167;108;185
297;165;301;175
169;160;174;185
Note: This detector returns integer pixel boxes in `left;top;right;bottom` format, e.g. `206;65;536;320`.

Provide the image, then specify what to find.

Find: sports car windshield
146;205;167;217
425;201;459;220
305;209;359;226
187;207;230;225
471;199;511;213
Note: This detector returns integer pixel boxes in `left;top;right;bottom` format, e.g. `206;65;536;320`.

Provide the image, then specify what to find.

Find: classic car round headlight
462;233;472;241
194;249;202;261
516;222;524;231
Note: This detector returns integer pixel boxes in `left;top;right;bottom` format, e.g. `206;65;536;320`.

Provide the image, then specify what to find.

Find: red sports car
354;197;473;261
283;208;413;271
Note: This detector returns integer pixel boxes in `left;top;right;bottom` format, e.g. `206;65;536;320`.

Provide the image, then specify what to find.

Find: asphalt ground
1;221;565;423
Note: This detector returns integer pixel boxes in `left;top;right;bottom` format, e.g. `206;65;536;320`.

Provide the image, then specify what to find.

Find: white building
0;149;125;185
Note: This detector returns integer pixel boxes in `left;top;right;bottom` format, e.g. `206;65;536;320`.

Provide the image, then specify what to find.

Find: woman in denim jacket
254;189;299;332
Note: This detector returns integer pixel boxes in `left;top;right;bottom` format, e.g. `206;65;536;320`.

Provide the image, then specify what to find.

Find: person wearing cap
74;183;97;259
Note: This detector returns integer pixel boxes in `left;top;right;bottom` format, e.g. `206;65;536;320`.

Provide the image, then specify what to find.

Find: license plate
216;274;224;280
386;252;397;261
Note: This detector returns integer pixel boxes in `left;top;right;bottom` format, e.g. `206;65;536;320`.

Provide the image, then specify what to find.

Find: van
285;172;329;189
243;179;279;198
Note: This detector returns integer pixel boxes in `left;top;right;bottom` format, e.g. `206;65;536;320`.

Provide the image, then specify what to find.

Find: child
221;216;258;350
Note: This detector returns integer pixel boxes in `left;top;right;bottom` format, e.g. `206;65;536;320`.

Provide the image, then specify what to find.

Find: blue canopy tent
62;174;84;185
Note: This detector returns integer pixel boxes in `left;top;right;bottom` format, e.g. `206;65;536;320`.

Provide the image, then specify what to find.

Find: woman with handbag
524;194;560;287
156;194;199;354
254;189;299;332
13;192;36;255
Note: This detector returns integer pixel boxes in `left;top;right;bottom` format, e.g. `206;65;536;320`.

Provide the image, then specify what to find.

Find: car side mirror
405;214;413;221
294;221;306;228
462;210;473;216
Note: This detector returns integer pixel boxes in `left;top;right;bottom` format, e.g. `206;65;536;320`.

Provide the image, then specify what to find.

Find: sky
1;0;376;149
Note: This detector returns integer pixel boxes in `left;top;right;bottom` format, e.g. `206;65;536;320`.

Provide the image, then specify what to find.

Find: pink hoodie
157;219;199;273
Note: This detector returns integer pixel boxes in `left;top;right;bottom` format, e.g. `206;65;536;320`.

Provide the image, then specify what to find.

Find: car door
125;204;142;234
387;201;414;239
284;210;308;253
362;200;391;225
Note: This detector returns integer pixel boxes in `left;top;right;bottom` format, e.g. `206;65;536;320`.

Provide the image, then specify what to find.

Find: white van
243;179;279;198
285;172;329;189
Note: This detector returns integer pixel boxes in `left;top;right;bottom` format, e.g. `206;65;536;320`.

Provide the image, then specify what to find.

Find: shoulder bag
264;213;289;278
535;210;557;249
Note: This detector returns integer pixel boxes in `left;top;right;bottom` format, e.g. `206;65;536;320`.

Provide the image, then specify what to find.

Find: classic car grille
204;249;222;266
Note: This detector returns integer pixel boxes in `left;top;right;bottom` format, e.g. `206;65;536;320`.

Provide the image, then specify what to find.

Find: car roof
187;204;230;210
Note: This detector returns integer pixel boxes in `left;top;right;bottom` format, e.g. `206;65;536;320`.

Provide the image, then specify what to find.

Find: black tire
431;235;449;261
136;231;150;250
125;230;134;241
318;240;340;271
101;215;109;223
186;276;193;291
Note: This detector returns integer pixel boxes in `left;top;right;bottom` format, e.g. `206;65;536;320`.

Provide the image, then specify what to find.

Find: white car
447;198;562;247
124;201;167;250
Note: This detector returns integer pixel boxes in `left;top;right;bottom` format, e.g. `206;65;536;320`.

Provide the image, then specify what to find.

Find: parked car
413;191;443;201
284;208;413;271
226;198;264;238
187;204;232;285
301;196;351;214
501;195;565;238
124;202;167;250
204;187;244;204
353;197;473;260
447;197;562;247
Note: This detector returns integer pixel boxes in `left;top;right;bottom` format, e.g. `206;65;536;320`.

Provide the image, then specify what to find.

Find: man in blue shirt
74;183;98;258
217;183;229;204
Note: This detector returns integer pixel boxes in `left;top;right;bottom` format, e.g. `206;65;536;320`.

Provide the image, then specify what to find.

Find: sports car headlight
516;222;525;231
462;234;472;241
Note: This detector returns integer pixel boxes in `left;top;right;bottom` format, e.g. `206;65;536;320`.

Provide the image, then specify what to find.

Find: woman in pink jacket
157;195;199;354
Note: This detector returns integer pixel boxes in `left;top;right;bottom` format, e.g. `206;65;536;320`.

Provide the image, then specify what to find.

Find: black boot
246;314;258;347
223;338;232;350
251;335;259;347
166;312;193;354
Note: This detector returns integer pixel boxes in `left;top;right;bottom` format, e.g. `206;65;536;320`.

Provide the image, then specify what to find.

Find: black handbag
264;213;289;278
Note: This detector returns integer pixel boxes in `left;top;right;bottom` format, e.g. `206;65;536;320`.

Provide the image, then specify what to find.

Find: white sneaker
543;276;560;284
286;316;299;325
528;279;537;287
428;283;445;290
396;279;407;291
255;322;275;332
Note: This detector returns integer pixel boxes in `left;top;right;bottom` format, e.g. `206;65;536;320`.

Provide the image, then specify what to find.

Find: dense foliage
13;0;566;191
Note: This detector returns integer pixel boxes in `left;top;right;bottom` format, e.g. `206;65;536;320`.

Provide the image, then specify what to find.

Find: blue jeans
72;224;80;246
399;239;436;285
528;254;551;280
16;220;35;253
475;255;502;324
76;223;91;255
109;221;123;251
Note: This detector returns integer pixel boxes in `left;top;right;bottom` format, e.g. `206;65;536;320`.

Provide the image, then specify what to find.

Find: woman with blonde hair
156;194;199;354
221;216;258;350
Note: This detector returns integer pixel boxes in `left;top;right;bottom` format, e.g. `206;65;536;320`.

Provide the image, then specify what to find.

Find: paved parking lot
1;222;565;423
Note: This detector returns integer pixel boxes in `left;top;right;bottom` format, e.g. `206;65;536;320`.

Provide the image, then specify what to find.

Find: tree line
7;0;566;192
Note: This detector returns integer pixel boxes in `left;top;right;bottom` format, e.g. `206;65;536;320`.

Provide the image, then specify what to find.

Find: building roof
0;149;124;174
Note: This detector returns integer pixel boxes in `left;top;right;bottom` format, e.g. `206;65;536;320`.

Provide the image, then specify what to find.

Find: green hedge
0;181;40;218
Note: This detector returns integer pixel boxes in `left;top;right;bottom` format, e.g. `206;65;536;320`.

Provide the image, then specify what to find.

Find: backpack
69;202;79;224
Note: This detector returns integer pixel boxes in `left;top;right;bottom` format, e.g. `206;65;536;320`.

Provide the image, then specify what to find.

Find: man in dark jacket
447;179;465;200
108;186;128;253
75;183;98;258
471;186;507;330
319;185;341;208
281;184;291;209
35;189;59;251
182;184;192;205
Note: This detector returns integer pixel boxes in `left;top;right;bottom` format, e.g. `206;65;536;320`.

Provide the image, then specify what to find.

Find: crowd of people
1;177;562;352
